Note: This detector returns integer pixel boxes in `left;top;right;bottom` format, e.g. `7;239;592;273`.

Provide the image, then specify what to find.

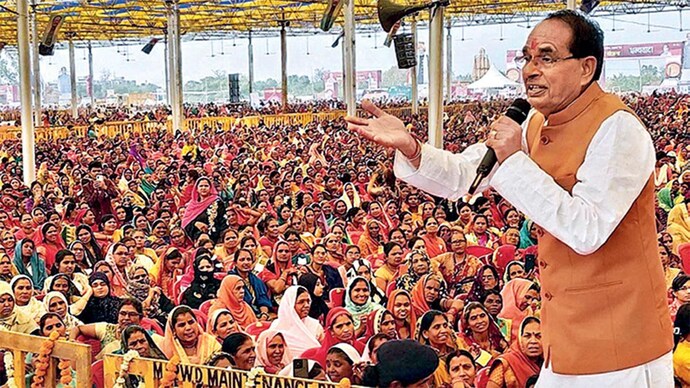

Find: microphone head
506;98;531;125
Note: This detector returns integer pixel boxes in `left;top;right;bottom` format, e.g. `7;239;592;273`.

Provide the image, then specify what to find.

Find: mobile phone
524;253;537;274
293;358;309;379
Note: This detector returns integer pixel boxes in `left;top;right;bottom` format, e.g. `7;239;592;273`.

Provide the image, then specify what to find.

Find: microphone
467;98;531;195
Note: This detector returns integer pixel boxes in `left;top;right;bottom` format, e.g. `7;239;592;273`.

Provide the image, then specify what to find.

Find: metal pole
164;34;170;105
428;5;444;149
411;18;418;114
167;0;183;131
248;30;254;94
30;3;41;127
166;10;175;111
446;19;452;102
343;0;356;116
280;22;288;109
68;40;78;119
18;0;35;185
566;0;577;10
88;42;94;106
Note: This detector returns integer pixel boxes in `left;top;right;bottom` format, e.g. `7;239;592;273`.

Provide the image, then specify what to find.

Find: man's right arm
393;142;493;201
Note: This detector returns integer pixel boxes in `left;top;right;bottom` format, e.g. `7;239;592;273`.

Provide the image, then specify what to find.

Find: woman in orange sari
357;220;385;258
421;217;447;259
209;275;258;330
387;289;417;339
150;247;184;298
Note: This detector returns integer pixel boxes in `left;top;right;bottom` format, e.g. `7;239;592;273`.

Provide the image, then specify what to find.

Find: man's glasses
515;54;577;70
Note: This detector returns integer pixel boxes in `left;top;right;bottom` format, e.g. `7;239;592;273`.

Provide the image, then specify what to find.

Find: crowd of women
0;91;685;387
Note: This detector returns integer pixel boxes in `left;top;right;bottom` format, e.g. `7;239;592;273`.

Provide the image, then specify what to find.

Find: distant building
472;48;490;81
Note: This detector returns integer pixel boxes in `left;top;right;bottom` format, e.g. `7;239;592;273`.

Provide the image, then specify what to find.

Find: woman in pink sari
181;177;226;243
499;279;540;342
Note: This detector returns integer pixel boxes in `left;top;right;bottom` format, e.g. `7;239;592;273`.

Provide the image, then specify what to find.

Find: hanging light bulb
306;36;310;55
220;39;225;55
210;40;215;57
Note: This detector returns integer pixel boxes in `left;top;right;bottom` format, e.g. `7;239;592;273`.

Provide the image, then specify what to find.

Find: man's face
522;19;595;117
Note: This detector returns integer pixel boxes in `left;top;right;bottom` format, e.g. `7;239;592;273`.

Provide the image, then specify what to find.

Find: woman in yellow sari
161;305;221;365
667;193;690;253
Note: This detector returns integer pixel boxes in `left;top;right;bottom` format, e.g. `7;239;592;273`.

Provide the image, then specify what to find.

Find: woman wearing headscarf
149;247;184;298
357;220;385;258
162;305;221;365
344;276;383;337
366;201;394;237
340;183;361;211
126;265;174;326
209;275;258;329
466;265;502;303
458;302;509;364
361;308;397;343
348;259;387;305
75;225;104;267
43;291;83;334
302;307;365;368
269;285;323;357
34;222;66;269
10;275;45;322
325;343;364;385
179;253;221;309
518;220;537;250
0;281;38;334
182;177;227;243
396;249;432;293
297;273;329;324
206;309;241;343
255;329;292;374
421;217;447;259
410;274;459;318
77;272;121;324
486;317;543;388
12;238;47;290
387;289;416;340
499;279;539;343
0;252;18;283
117;325;167;388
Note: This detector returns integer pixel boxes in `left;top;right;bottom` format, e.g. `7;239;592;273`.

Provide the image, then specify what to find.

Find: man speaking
346;10;673;387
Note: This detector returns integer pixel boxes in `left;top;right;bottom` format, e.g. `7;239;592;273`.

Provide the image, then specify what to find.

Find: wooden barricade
104;354;354;388
0;331;92;388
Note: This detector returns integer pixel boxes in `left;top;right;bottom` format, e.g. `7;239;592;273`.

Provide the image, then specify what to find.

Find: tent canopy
0;0;679;44
468;63;518;89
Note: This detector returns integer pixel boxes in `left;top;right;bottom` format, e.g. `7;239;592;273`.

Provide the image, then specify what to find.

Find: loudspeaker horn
377;0;449;32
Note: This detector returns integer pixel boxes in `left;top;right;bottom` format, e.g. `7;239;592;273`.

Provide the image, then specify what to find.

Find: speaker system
394;34;416;69
228;73;240;103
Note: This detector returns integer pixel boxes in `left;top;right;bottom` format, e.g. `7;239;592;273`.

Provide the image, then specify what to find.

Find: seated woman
126;266;175;326
373;242;404;292
13;239;47;290
305;244;343;301
302;307;365;367
269;286;323;357
487;317;543;388
149;247;184;298
70;298;147;360
221;332;257;371
180;255;221;310
255;329;291;374
206;309;240;344
117;325;167;387
182;177;227;243
361;309;397;342
446;350;478;388
0;280;38;334
228;249;272;319
499;279;540;342
26;313;73;387
415;310;459;386
502;261;526;284
348;259;386;306
343;276;383;337
209;275;258;330
386;289;416;340
297;273;329;324
161;305;221;365
42;291;83;335
77;272;120;324
396;249;432;293
326;343;364;385
410;274;463;318
459;302;509;365
46;249;89;294
10;275;46;323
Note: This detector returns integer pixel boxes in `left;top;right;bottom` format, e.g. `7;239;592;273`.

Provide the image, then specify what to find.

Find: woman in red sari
34;222;66;270
486;317;543;388
421;217;447;259
302;307;365;364
365;201;394;237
